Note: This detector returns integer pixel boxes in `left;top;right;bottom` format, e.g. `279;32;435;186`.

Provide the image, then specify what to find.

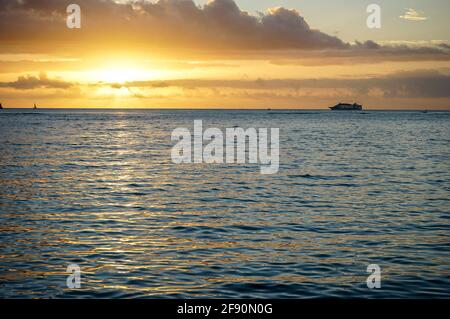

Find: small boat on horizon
330;102;363;111
34;103;37;109
0;103;3;109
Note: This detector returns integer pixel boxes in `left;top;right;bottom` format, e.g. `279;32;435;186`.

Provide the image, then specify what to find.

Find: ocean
0;109;449;298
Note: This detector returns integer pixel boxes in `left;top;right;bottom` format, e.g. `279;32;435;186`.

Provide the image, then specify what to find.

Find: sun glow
81;57;168;84
92;68;151;84
95;86;132;97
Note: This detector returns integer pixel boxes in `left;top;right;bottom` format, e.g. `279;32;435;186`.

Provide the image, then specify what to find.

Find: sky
0;0;449;109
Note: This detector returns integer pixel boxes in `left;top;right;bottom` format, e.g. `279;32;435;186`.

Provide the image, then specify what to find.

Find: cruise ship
330;102;363;111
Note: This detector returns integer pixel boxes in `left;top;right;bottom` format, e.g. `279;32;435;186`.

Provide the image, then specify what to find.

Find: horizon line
1;107;450;111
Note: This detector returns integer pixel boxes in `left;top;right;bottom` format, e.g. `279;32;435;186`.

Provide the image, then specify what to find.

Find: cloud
400;8;428;21
0;72;73;89
1;68;449;100
0;0;347;52
1;70;449;109
268;41;450;66
0;0;445;64
106;69;450;99
0;0;448;72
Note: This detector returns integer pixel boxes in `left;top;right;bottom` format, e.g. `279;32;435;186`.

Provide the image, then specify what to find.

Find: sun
95;68;148;84
85;57;165;84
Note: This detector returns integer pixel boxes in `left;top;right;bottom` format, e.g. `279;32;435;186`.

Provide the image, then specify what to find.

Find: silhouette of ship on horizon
0;103;3;109
330;102;363;111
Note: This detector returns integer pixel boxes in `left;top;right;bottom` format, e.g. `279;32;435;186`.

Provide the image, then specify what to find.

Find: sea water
0;109;449;298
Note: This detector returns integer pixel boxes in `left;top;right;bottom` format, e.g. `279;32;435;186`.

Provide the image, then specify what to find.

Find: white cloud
400;8;427;21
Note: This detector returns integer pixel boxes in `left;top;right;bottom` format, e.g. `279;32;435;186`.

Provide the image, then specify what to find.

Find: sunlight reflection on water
0;109;449;298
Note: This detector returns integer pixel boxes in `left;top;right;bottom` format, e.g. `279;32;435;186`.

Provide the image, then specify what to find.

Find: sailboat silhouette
34;103;37;109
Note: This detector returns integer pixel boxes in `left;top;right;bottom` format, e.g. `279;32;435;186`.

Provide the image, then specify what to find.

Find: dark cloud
0;0;447;63
0;71;73;89
368;70;450;98
0;0;346;52
268;43;450;66
2;68;448;100
1;70;448;106
437;43;450;50
109;70;450;99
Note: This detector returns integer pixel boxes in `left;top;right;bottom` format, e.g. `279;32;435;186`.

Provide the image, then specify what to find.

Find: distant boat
34;103;37;109
0;103;3;109
330;102;363;111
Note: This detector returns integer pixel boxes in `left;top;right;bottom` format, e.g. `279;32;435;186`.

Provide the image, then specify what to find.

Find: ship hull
330;103;363;111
